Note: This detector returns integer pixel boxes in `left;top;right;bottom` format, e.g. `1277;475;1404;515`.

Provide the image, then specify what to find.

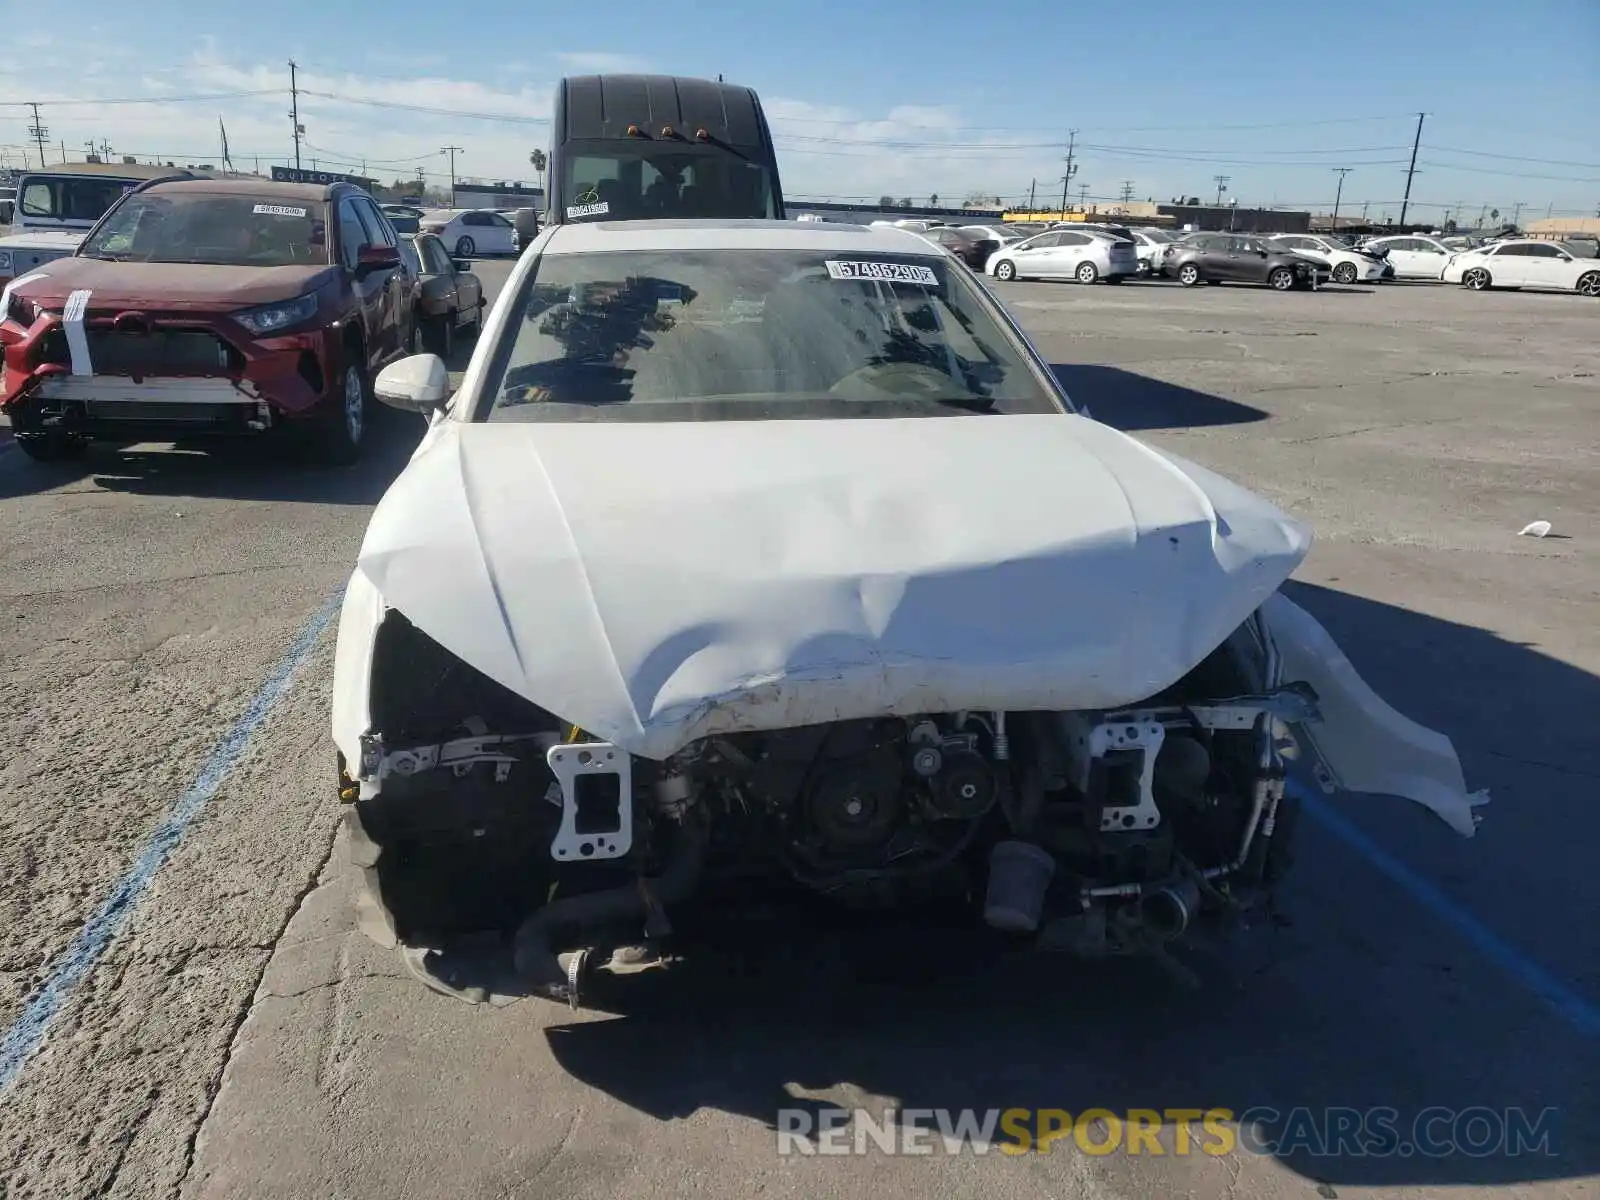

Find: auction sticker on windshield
567;202;610;219
253;204;307;217
826;260;940;285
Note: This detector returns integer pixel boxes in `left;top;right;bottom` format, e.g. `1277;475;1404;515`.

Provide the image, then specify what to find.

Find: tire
1463;267;1492;291
423;311;454;358
1177;263;1201;287
455;236;475;257
1332;262;1359;285
12;432;88;462
314;358;369;465
1268;266;1296;291
993;259;1017;282
1577;271;1600;298
1075;261;1099;284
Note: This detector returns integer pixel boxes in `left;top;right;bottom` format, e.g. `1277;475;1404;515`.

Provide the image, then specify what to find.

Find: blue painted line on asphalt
1300;787;1600;1039
0;589;346;1092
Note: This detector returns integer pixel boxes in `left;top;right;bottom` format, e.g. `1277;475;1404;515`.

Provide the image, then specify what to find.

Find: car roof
539;218;936;256
141;178;334;202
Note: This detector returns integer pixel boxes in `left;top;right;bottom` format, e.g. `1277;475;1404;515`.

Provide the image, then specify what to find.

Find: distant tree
929;193;940;206
899;197;913;207
1489;208;1500;223
879;194;896;207
529;149;547;190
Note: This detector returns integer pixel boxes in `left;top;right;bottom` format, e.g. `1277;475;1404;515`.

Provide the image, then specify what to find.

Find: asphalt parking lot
0;264;1595;1200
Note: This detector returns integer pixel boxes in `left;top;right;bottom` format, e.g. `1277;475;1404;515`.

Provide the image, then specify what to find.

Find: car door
1009;231;1065;277
484;212;517;254
336;197;393;372
1054;231;1094;274
1481;243;1529;286
352;198;406;363
1211;236;1254;281
415;235;459;322
1513;242;1576;290
1413;238;1454;279
1377;238;1423;278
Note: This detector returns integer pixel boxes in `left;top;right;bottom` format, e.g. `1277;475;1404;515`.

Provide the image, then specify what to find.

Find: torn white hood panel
355;413;1312;760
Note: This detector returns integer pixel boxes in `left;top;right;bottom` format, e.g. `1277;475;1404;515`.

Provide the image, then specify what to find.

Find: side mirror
356;243;400;273
375;353;451;412
453;259;472;273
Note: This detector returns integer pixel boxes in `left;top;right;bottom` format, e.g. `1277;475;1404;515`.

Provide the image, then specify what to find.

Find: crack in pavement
1;561;323;603
93;1083;164;1198
175;816;342;1193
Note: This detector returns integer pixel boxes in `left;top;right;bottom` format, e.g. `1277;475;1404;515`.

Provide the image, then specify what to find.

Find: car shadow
538;582;1598;1191
68;404;424;505
1050;364;1269;430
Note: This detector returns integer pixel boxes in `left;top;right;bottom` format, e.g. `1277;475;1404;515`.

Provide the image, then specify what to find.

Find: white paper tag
253;204;307;217
825;260;939;285
566;202;610;219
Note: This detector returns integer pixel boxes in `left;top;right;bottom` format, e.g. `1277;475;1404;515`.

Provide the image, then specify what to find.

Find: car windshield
479;248;1063;423
79;192;330;267
561;144;778;220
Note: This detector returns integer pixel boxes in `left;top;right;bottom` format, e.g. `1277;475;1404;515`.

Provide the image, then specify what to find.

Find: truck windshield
560;143;777;221
19;176;141;224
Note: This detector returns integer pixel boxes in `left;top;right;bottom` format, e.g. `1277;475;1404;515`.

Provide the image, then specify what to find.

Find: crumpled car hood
355;413;1312;760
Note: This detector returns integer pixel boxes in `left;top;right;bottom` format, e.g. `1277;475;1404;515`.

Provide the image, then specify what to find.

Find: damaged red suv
0;176;414;464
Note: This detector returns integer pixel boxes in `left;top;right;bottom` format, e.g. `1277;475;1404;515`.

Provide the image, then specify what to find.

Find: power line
0;90;278;108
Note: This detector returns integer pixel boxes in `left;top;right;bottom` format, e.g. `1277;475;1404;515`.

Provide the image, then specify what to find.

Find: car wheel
455;236;475;257
1577;271;1600;297
315;361;369;465
1463;267;1492;290
1177;263;1201;287
12;432;88;462
1075;261;1099;284
1269;266;1296;291
993;260;1017;282
1332;262;1358;285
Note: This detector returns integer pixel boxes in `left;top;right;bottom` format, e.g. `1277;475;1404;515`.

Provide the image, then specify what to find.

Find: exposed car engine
345;607;1313;1005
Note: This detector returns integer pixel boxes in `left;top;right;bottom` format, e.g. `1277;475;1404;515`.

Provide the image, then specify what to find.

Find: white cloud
0;41;1057;205
554;52;651;74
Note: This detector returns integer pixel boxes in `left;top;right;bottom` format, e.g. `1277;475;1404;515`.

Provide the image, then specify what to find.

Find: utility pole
1398;111;1425;227
26;103;48;169
441;146;464;205
1477;203;1488;229
1213;174;1230;205
288;60;303;172
1078;183;1090;212
1119;180;1135;204
1027;178;1036;211
1510;200;1524;227
1061;129;1078;216
1330;167;1351;229
1362;200;1370;220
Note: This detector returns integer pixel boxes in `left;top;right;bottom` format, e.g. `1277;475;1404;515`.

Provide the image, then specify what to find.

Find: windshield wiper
79;251;130;261
934;395;997;412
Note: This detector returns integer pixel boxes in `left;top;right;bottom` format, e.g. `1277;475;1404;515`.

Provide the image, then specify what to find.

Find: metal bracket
367;732;550;784
1102;683;1321;733
547;742;633;862
1059;714;1167;832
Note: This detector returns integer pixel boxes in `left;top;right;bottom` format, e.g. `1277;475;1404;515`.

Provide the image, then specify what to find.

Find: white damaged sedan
332;219;1486;1005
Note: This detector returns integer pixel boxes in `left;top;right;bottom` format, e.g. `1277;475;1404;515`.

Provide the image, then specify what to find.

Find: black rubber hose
511;812;708;990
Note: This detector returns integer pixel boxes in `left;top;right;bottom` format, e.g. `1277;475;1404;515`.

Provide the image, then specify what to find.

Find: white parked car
419;208;518;257
330;217;1484;1006
1269;234;1394;284
986;228;1138;284
1442;239;1600;296
1360;234;1457;281
1127;228;1177;275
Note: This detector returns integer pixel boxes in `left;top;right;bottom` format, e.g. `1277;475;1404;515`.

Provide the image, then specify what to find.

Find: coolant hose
511;813;708;990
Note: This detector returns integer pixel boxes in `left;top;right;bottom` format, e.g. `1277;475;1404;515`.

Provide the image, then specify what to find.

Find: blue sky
2;0;1596;219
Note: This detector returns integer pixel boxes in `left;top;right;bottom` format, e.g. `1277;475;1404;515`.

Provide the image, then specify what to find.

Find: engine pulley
926;751;998;820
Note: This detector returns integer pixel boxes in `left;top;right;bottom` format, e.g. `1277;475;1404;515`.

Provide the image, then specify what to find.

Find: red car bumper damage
0;307;341;433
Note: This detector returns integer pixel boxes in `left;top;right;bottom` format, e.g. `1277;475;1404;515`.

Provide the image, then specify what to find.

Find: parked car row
968;221;1599;297
0;174;488;465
